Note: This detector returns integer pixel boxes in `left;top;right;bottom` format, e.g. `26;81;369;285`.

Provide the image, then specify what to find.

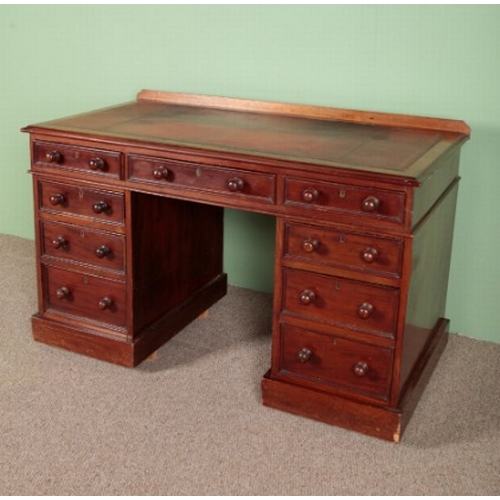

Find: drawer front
34;141;122;178
41;220;125;272
284;177;405;224
44;266;126;328
129;155;276;203
39;181;124;224
284;222;403;278
279;324;393;400
283;268;399;337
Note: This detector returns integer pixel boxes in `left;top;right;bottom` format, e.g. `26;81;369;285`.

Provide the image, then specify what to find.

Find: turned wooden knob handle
56;286;70;299
52;236;68;249
95;245;111;258
302;238;319;253
89;157;106;171
297;347;313;363
227;178;244;192
45;151;62;163
98;297;113;310
358;302;374;319
49;193;65;206
353;361;369;377
92;201;110;214
361;247;378;263
152;166;169;180
300;289;316;305
361;196;380;213
301;188;319;203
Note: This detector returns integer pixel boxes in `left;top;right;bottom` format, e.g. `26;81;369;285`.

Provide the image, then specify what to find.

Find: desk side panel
399;181;459;395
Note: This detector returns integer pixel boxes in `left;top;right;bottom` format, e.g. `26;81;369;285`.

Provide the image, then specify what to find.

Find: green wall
1;5;499;343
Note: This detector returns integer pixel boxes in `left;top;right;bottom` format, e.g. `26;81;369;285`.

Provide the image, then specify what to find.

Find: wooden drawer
283;222;403;278
279;323;393;400
284;177;405;224
129;155;276;204
34;141;122;178
282;268;399;338
43;266;126;329
40;220;125;272
38;180;124;225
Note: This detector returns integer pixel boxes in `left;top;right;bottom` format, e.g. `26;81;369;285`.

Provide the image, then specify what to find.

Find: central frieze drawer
43;266;127;329
284;177;405;224
283;222;404;278
128;155;276;203
39;180;125;225
34;141;122;179
41;220;125;272
279;323;393;401
282;268;399;337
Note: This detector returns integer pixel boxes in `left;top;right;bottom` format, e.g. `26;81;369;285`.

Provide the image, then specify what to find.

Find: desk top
24;90;470;180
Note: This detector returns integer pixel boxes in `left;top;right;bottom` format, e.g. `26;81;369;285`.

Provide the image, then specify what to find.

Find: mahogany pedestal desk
23;90;470;441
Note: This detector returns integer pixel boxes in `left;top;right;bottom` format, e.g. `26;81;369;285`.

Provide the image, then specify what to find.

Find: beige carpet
0;233;499;495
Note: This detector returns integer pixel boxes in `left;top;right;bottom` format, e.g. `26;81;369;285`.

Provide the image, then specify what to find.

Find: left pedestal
32;177;226;367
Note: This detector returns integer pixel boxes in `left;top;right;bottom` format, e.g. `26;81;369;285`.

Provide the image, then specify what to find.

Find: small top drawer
283;222;404;279
34;141;122;179
284;177;405;224
129;155;276;204
38;180;125;225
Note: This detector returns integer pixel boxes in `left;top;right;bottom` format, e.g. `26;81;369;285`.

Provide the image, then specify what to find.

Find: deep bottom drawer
43;266;127;329
278;323;393;400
